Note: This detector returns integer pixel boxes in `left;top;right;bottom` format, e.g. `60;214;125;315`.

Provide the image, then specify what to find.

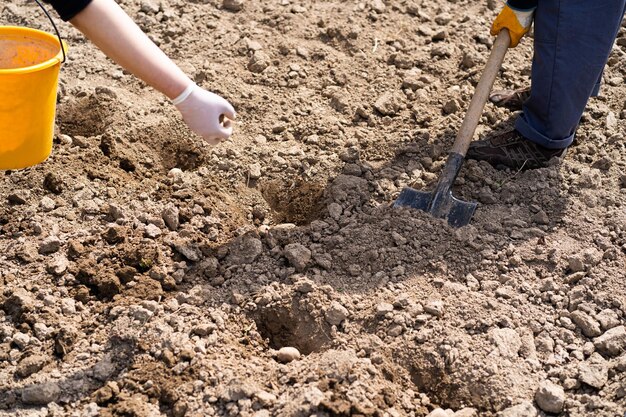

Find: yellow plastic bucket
0;26;67;170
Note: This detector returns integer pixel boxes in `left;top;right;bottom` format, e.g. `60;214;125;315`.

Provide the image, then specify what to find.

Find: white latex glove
173;83;236;145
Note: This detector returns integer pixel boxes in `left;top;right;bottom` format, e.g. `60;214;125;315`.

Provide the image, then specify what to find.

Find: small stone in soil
498;401;538;417
47;255;69;276
325;301;349;326
424;300;445;317
248;163;262;179
454;408;478;417
21;382;61;405
145;223;162;238
248;51;270;73
425;408;449;417
276;347;301;363
223;0;244;12
578;353;608;389
376;302;394;317
374;92;404;116
227;235;263;265
12;332;30;349
593;325;626;357
442;99;460;115
8;190;30;204
570;310;602;337
294;278;315;293
92;381;120;405
371;0;385;13
283;243;311;271
534;380;565;414
167;168;184;183
40;196;56;212
39;236;61;255
16;354;47;377
162;204;180;231
192;323;217;336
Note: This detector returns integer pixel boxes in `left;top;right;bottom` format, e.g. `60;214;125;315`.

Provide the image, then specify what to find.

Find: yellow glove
491;4;535;47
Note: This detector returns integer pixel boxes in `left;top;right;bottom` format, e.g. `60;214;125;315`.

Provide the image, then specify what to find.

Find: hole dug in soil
397;345;538;414
58;90;122;138
258;178;325;226
129;122;210;172
157;138;208;172
251;299;331;355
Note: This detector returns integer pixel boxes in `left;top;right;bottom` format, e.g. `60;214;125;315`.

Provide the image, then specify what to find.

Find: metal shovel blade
393;153;477;228
393;187;477;228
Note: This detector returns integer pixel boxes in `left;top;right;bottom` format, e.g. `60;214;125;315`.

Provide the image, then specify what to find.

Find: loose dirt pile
1;0;625;416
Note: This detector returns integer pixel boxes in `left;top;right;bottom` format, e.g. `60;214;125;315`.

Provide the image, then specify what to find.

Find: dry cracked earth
1;0;626;416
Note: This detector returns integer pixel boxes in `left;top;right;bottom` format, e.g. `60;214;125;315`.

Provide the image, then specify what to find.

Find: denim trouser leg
515;0;626;149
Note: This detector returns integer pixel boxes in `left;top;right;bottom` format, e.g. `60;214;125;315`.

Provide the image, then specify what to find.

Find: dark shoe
467;130;567;170
489;87;531;111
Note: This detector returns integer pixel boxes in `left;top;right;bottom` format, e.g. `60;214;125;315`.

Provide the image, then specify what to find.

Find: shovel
394;29;511;227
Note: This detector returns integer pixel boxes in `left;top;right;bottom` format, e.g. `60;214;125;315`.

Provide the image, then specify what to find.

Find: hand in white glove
173;83;236;146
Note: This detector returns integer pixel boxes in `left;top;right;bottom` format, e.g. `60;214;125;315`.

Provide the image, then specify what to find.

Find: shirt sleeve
507;0;538;10
43;0;93;21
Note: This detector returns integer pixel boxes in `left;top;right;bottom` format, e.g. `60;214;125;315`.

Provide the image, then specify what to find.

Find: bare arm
68;0;235;143
69;0;191;99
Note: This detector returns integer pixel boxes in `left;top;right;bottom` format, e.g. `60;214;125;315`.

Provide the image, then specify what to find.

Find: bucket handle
33;0;66;64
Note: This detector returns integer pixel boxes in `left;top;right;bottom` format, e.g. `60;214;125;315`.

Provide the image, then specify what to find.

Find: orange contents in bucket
0;36;59;70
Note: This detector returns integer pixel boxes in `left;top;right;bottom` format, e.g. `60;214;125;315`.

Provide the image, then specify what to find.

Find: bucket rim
0;26;67;75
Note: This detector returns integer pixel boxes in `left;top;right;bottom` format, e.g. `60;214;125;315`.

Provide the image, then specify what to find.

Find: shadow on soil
183;114;573;413
0;335;136;411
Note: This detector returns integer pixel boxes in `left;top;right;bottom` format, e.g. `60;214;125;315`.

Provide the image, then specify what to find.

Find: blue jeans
515;0;626;149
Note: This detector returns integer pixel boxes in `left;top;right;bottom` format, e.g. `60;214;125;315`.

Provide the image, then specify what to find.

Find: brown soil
1;1;625;416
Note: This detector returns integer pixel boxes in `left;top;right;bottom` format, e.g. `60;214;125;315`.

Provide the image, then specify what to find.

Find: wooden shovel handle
450;29;511;156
